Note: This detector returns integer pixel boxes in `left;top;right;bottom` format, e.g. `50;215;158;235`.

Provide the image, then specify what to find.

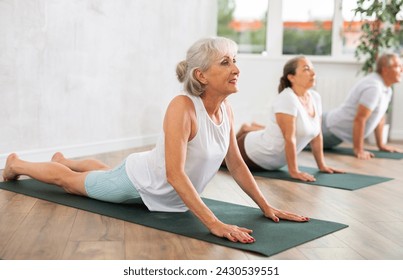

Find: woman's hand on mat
354;149;374;160
289;170;316;182
209;221;255;243
264;207;310;223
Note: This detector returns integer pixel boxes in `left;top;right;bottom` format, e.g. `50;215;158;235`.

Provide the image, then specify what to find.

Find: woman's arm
310;132;327;170
276;113;315;181
310;129;345;174
164;96;254;243
225;103;309;223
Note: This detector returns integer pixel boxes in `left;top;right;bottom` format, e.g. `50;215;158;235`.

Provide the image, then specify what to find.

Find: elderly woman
236;56;343;182
3;37;308;243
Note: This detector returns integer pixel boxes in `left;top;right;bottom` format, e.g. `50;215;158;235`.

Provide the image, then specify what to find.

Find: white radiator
314;77;356;112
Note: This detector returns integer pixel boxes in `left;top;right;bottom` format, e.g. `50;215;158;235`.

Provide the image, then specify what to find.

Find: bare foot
251;122;265;130
236;122;265;138
3;153;20;181
51;152;66;163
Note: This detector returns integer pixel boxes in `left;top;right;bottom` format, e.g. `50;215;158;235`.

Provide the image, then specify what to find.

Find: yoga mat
324;147;403;160
248;166;393;190
0;179;348;257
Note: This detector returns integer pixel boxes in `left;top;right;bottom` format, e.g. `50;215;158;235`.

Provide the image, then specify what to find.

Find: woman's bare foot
236;122;265;138
251;122;265;130
51;152;66;163
3;153;20;181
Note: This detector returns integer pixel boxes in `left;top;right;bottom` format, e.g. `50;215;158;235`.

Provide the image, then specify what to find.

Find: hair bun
176;60;188;83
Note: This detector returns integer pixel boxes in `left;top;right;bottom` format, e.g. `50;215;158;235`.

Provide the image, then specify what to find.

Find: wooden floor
1;142;403;260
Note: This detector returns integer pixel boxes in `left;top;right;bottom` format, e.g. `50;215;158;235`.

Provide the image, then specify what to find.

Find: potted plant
353;0;402;73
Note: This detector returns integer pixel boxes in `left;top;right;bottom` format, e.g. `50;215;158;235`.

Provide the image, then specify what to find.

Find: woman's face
200;54;240;96
288;58;316;90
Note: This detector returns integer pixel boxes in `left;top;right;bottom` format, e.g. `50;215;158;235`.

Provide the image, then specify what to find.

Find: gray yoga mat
247;166;393;190
0;179;348;257
324;147;403;160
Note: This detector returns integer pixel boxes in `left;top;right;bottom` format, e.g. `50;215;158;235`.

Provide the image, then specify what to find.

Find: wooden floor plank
62;241;125;260
1;201;77;259
1;142;403;259
69;210;125;242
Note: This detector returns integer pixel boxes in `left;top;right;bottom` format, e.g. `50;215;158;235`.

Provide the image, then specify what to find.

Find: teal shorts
84;160;142;204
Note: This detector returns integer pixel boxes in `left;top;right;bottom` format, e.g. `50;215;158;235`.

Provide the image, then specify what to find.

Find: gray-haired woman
3;37;309;243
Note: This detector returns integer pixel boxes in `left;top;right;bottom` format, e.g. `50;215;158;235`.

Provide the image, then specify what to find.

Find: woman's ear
194;69;208;85
287;73;294;84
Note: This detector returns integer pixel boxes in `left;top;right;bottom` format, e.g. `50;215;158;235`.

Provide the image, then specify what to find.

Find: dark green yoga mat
324;147;403;160
250;166;393;190
0;179;348;257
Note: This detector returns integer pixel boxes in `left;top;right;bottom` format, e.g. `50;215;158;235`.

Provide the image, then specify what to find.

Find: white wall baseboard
0;134;159;170
2;129;402;171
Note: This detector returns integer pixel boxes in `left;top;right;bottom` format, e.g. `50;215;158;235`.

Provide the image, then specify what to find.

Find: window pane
217;0;268;54
343;1;403;56
395;7;403;56
282;0;333;55
341;1;365;55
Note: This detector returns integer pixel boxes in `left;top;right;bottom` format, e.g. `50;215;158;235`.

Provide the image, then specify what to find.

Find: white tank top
125;94;231;212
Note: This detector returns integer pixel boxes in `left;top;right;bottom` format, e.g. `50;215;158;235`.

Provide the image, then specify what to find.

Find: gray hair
376;53;399;74
176;37;238;96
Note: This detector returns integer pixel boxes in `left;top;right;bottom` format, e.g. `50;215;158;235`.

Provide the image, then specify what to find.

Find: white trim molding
0;134;158;169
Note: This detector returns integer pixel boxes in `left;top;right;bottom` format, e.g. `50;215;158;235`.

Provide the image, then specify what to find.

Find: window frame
243;0;357;63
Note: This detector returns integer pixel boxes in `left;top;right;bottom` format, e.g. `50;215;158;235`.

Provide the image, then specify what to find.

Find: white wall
0;0;217;168
2;1;402;170
230;55;403;141
390;83;403;140
228;56;361;128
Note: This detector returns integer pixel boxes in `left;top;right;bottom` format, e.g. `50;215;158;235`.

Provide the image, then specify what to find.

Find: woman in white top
2;37;309;244
237;56;343;182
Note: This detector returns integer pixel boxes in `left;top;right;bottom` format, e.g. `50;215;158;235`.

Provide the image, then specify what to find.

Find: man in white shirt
323;53;402;159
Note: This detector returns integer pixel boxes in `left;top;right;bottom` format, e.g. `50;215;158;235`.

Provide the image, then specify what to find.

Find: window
342;0;403;56
282;0;333;55
216;0;402;58
217;0;268;54
341;0;362;55
398;9;403;56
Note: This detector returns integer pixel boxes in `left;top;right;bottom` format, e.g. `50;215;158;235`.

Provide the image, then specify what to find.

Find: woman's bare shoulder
165;94;196;121
168;94;194;109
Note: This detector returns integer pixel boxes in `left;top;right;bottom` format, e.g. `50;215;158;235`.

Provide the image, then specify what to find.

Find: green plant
353;0;403;74
283;27;332;55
